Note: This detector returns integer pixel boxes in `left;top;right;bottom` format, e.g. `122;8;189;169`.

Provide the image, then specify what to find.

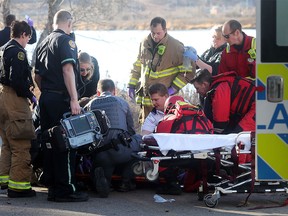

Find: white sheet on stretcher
144;133;251;156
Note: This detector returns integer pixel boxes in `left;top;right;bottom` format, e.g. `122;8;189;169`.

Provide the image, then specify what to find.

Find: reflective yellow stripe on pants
0;175;9;185
8;179;31;190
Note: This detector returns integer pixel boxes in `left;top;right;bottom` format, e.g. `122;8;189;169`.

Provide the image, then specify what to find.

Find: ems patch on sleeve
69;40;76;49
17;52;25;61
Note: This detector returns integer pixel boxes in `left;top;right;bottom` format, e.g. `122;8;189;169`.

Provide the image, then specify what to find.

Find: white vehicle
256;0;288;181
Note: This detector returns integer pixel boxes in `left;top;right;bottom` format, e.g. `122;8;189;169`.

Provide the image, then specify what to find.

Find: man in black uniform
34;10;88;202
0;20;37;197
85;79;142;198
0;14;37;47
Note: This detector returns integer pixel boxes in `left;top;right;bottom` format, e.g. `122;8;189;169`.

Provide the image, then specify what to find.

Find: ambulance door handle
267;76;284;102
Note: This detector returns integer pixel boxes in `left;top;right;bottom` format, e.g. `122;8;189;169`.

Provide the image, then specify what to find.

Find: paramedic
34;10;88;202
85;79;142;197
191;69;255;134
0;20;36;197
218;20;256;78
0;14;37;47
141;83;169;135
78;51;100;98
127;17;195;124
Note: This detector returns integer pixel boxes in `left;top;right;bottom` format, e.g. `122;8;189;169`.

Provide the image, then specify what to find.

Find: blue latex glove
127;87;135;100
25;15;33;27
183;46;198;61
30;95;38;109
167;87;176;96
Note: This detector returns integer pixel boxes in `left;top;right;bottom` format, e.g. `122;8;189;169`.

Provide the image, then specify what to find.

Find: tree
1;0;11;24
31;0;63;65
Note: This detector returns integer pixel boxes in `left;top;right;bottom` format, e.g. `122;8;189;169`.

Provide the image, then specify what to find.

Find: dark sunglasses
222;29;236;39
80;68;92;73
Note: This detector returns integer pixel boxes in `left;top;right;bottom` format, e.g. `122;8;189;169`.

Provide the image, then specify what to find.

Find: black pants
39;91;77;197
91;134;142;184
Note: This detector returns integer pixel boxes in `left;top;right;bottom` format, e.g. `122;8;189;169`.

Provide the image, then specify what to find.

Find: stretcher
132;132;288;208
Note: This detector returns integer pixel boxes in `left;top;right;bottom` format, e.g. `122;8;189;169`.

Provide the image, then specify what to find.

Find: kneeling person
84;79;142;197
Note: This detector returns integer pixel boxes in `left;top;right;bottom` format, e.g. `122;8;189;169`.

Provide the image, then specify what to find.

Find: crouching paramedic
84;79;142;198
0;20;37;197
191;69;256;134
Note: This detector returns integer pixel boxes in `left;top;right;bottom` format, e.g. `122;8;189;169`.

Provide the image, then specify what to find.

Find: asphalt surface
1;184;288;216
1;138;288;215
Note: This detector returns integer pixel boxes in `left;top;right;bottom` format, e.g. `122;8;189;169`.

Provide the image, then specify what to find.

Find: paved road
0;138;288;215
1;185;288;216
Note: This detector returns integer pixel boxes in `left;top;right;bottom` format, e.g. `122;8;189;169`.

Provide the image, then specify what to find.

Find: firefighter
0;20;37;198
127;17;196;124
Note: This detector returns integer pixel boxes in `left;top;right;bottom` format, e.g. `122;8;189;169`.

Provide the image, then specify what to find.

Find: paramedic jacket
35;29;78;93
0;39;34;99
0;26;37;47
204;71;256;134
218;33;256;78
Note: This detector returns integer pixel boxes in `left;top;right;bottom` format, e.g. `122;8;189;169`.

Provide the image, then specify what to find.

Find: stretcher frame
133;132;288;208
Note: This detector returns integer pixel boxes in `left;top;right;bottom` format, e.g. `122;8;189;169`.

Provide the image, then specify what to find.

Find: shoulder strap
248;37;256;59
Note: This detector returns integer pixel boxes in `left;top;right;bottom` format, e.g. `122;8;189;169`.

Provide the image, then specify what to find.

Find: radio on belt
60;111;103;149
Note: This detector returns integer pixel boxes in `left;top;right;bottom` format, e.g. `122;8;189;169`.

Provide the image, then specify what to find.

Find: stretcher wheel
203;193;218;208
145;168;159;182
132;162;143;175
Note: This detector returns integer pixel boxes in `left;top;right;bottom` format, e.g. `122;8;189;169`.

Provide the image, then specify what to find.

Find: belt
42;89;66;95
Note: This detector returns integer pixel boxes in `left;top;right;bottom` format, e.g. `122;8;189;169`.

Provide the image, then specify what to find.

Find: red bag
211;71;256;118
156;101;213;134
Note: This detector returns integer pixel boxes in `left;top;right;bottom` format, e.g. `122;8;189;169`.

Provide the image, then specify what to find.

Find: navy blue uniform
0;26;37;47
78;56;100;98
0;40;34;98
35;29;79;198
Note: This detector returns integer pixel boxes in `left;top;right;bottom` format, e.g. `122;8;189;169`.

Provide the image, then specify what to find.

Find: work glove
30;95;38;109
25;15;33;27
183;46;198;62
167;86;176;96
127;87;135;100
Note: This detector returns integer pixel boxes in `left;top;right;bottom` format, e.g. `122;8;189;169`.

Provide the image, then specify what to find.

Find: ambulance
256;0;288;181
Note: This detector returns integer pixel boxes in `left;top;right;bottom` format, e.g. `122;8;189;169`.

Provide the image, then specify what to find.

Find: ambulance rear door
256;0;288;181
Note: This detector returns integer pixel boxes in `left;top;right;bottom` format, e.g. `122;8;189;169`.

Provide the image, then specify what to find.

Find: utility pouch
118;131;132;148
42;126;69;152
8;118;36;140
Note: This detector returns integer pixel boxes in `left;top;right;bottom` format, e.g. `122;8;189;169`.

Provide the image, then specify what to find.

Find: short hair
79;52;92;64
190;69;212;84
150;17;166;29
227;20;242;33
5;14;16;26
11;20;31;39
98;79;115;92
148;83;168;97
53;10;73;25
